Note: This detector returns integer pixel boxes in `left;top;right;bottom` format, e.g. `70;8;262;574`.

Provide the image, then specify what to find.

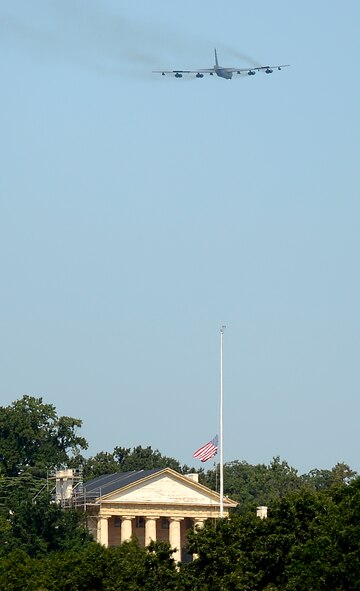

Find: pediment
99;469;235;507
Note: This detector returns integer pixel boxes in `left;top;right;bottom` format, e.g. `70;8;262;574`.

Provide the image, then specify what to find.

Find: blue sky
1;0;359;475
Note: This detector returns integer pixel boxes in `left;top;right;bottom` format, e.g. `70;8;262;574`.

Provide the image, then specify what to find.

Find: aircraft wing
153;64;290;76
221;64;290;73
153;69;215;75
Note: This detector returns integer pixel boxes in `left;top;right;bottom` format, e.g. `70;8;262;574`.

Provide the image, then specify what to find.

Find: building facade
70;467;237;562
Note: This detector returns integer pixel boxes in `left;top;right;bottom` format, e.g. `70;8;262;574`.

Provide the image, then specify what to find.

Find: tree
81;451;120;481
201;456;303;513
290;476;360;590
82;445;192;481
201;457;357;514
103;540;178;591
185;512;269;590
0;477;92;558
40;542;109;591
0;540;179;591
114;445;187;473
0;396;88;477
302;462;357;491
0;548;42;591
184;480;360;591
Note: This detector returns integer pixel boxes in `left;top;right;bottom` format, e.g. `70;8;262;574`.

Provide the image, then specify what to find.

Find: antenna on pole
220;325;226;517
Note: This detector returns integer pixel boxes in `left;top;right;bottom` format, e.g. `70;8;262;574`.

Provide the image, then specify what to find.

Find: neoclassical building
63;467;237;562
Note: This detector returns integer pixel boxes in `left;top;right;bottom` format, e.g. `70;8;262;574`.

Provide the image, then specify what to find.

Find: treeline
1;481;360;590
0;395;359;590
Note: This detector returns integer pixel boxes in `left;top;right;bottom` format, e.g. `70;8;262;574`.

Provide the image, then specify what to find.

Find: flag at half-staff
193;435;218;462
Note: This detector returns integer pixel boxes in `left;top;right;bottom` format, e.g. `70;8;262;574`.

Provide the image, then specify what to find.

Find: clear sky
1;0;359;475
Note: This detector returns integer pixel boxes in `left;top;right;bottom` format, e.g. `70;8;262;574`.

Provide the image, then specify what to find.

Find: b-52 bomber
153;48;289;80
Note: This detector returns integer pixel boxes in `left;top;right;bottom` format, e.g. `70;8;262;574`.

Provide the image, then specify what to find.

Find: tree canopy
82;445;191;480
2;479;360;590
0;396;88;478
200;456;357;513
1;394;359;589
184;479;360;590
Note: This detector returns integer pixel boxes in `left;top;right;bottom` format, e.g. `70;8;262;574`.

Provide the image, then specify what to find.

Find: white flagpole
220;325;226;517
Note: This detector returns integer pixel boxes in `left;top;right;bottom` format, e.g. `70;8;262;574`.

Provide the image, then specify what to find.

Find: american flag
193;435;218;462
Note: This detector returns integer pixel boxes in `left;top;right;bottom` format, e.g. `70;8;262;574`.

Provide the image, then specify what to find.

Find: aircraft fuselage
215;68;233;79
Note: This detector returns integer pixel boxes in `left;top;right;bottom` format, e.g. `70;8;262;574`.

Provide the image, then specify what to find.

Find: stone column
256;506;268;519
192;518;205;560
169;517;183;563
97;515;110;547
121;516;135;543
145;516;159;546
194;518;205;530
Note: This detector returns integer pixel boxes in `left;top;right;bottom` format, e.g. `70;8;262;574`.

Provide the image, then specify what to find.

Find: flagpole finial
220;325;226;334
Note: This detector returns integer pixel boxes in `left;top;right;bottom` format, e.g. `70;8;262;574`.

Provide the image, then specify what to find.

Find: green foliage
143;541;178;590
102;539;178;591
1;473;360;590
40;542;109;591
185;513;268;590
115;445;187;473
201;457;357;514
0;396;90;561
0;549;42;591
1;395;360;589
83;445;192;481
286;476;360;591
81;451;120;480
0;477;92;557
201;456;302;512
0;396;88;477
301;462;357;490
0;540;179;591
184;479;360;590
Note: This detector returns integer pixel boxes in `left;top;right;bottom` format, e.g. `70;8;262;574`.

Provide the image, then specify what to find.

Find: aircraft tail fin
214;48;219;67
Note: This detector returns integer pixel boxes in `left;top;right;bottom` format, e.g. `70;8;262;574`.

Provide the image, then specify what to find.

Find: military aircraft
153;48;289;80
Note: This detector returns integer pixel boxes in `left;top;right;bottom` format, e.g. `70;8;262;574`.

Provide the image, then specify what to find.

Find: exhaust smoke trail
0;0;174;77
217;43;262;68
0;0;264;78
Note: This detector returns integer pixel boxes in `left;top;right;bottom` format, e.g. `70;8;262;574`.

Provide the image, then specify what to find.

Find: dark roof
83;469;163;498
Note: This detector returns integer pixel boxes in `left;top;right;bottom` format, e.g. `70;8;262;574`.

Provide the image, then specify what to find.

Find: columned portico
169;517;183;563
121;515;135;542
83;468;237;561
145;516;159;545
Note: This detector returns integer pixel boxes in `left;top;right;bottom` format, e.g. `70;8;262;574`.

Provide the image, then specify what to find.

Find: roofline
96;467;238;507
